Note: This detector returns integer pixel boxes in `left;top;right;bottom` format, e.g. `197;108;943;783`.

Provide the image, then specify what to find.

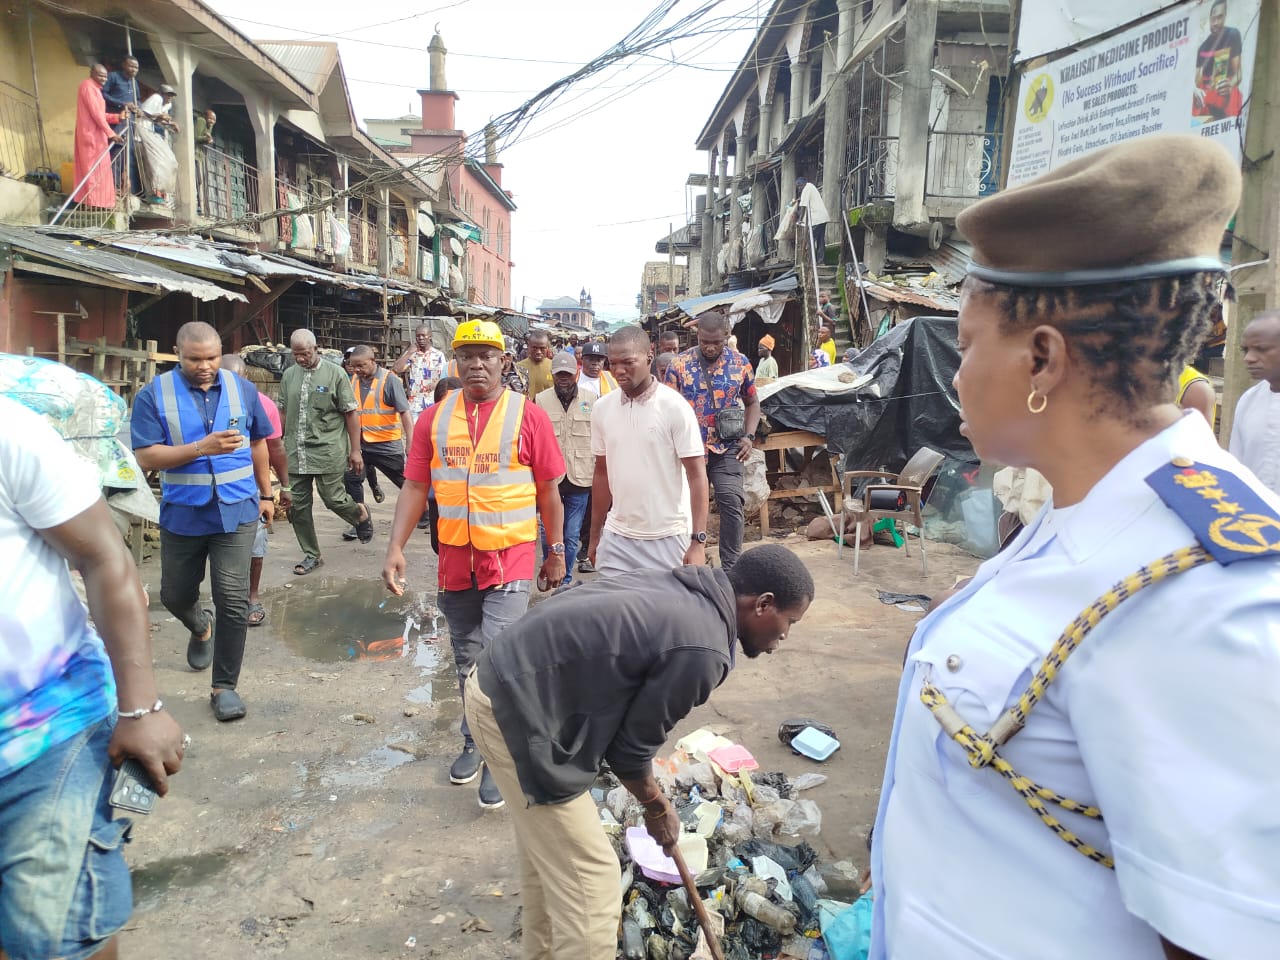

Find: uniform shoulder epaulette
1146;457;1280;564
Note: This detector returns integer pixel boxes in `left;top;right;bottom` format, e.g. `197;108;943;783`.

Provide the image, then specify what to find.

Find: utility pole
1222;0;1279;444
668;221;675;315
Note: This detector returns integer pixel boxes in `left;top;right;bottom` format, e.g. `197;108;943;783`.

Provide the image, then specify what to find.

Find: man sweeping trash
462;544;814;959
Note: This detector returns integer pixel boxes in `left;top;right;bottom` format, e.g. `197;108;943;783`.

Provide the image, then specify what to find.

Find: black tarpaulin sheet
761;316;975;471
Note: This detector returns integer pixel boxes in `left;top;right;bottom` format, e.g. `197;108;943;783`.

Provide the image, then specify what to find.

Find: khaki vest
535;386;595;488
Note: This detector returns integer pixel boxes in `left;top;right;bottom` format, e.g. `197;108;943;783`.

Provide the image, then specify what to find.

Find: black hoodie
475;565;738;805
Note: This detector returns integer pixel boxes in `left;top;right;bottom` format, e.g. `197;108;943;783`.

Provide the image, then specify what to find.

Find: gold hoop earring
1027;389;1048;415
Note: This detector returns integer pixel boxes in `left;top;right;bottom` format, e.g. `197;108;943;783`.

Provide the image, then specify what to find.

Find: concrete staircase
815;263;855;359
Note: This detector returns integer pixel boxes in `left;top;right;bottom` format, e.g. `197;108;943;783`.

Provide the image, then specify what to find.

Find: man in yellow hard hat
382;319;568;809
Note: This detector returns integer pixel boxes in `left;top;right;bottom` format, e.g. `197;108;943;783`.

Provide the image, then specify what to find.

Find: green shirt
281;358;357;475
517;357;554;397
757;355;779;380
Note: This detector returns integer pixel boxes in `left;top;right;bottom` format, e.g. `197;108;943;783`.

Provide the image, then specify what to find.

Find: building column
757;99;775;156
789;54;807;122
244;92;277;248
716;148;729;278
779;152;797;261
404;197;419;283
701;150;715;286
836;0;857;67
729;135;747;272
149;36;196;225
892;0;939;237
821;76;848;243
378;188;391;276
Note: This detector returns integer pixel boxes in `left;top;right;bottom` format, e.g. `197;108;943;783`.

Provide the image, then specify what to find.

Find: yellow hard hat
452;319;505;352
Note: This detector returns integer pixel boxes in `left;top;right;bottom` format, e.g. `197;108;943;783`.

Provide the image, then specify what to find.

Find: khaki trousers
464;671;621;959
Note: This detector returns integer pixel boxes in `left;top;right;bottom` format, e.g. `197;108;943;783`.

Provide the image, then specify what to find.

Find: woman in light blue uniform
870;135;1280;960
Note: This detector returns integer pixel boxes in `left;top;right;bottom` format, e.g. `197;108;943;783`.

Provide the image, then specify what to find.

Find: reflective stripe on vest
599;371;618;395
156;369;256;506
352;368;403;444
430;390;536;550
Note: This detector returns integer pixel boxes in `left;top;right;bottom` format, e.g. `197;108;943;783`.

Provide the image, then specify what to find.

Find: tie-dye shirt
0;397;115;777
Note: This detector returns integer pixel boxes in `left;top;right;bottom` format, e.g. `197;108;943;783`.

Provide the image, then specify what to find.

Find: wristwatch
691;531;708;544
549;542;566;555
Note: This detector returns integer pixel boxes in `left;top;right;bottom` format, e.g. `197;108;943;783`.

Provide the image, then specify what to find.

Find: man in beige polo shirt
589;324;708;576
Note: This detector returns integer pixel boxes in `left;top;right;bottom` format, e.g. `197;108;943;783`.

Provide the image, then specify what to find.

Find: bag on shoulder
698;358;746;441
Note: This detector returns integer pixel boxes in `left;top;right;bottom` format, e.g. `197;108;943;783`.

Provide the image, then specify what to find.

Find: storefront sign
1007;0;1259;186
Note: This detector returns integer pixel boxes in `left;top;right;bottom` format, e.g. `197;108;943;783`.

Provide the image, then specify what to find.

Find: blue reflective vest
155;369;256;507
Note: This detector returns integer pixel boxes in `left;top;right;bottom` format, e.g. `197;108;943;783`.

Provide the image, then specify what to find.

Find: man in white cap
534;350;596;583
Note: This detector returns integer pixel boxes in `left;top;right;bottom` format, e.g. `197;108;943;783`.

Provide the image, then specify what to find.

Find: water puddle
263;577;437;662
131;849;241;912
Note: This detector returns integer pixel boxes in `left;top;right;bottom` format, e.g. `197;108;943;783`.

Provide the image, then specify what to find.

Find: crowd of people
3;134;1279;960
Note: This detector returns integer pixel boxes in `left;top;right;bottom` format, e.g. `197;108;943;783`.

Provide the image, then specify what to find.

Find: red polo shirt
405;393;565;591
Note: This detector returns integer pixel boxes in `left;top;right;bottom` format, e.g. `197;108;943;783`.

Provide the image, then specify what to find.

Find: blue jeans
540;488;590;584
438;582;531;745
0;717;133;960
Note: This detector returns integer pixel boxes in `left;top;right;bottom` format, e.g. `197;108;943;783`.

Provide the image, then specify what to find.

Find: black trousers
343;443;406;504
159;520;256;689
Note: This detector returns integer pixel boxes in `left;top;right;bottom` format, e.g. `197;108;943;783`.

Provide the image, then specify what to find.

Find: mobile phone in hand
109;758;157;815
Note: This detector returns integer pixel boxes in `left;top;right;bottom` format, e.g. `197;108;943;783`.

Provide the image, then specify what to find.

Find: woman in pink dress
73;64;124;208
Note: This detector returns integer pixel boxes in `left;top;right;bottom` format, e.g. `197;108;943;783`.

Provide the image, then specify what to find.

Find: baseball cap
581;342;607;359
551;352;578;374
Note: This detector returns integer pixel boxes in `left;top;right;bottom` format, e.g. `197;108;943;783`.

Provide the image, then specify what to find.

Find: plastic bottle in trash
621;918;645;959
735;889;796;935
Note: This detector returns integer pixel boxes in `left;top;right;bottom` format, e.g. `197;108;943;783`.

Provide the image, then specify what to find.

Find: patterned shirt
405;347;448;417
664;347;757;455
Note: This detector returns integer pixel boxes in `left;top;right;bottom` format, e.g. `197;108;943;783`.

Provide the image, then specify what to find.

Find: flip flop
247;602;266;626
293;555;323;575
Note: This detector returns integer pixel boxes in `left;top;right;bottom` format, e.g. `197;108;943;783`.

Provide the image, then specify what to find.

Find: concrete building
638;260;688;317
537;290;595;331
371;31;517;308
0;0;442;380
672;0;1008;356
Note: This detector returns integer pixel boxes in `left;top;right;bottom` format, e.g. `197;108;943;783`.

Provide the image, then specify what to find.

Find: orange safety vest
351;368;403;444
597;370;619;396
429;390;536;550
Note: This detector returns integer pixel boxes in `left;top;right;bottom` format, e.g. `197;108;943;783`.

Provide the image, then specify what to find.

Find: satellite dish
930;68;971;97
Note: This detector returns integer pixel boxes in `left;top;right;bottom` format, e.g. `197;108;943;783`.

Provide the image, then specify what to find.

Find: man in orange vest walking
342;345;413;542
381;320;567;809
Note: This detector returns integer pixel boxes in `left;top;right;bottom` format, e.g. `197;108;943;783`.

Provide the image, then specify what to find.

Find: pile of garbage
595;727;873;960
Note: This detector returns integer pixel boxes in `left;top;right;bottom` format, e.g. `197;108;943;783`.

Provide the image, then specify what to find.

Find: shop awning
674;271;798;320
0;225;246;302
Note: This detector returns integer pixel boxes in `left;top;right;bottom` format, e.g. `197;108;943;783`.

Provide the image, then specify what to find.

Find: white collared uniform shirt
871;413;1280;959
1229;380;1280;494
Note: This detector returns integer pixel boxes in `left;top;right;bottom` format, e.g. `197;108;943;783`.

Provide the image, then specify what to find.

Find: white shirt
591;379;704;540
578;372;601;397
797;182;830;226
0;398;114;775
1229;380;1280;494
871;413;1280;959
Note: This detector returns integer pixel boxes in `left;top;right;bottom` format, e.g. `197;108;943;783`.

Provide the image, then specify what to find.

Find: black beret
957;135;1240;287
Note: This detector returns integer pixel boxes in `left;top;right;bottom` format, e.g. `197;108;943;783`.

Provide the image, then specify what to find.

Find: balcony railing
847;131;1002;208
0;82;44;181
200;145;259;226
925;131;1002;200
347;212;378;269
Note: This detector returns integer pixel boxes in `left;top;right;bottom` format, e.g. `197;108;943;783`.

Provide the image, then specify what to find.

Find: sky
204;0;765;322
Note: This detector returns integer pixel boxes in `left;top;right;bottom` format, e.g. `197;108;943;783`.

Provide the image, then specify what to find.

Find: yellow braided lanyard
919;545;1215;869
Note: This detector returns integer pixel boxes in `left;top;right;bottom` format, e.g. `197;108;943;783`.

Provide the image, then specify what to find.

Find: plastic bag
820;894;873;960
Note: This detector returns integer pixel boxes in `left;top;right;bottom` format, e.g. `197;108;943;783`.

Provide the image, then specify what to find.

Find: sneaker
371;486;386;504
577;557;595;574
449;743;482;784
342;526;358;541
477;764;505;810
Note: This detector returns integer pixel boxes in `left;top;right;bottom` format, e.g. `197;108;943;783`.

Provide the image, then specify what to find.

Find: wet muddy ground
119;500;979;957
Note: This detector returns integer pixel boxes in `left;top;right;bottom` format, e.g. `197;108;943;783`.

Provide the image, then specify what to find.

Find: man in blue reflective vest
132;321;275;722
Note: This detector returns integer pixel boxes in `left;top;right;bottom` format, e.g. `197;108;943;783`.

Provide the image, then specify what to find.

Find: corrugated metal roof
256;41;339;93
0;225;245;302
857;278;958;312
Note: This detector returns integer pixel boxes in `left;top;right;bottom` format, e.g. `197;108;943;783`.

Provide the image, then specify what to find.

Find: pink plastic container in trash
707;744;759;774
625;828;708;884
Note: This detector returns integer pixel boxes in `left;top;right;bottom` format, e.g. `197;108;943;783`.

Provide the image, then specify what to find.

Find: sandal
187;607;214;670
356;504;374;544
293;555;323;575
247;602;266;626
